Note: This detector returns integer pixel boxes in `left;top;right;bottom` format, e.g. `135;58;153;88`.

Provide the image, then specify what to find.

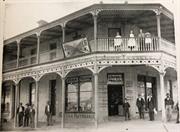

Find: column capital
90;9;102;17
153;8;162;16
36;31;41;38
60;22;67;29
16;39;21;44
159;71;166;77
93;72;99;76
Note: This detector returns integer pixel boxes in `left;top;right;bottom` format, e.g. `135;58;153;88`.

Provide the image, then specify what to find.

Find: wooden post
159;72;166;122
62;25;66;43
0;1;5;128
94;73;98;128
61;77;65;128
93;14;98;51
14;83;19;128
16;41;20;68
35;81;39;128
156;12;161;50
36;34;40;64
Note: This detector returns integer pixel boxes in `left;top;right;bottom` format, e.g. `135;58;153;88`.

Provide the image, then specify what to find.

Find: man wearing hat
123;98;131;120
136;94;145;119
147;94;155;121
165;93;174;121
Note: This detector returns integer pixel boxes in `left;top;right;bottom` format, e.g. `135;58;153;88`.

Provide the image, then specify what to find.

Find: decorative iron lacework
3;52;176;83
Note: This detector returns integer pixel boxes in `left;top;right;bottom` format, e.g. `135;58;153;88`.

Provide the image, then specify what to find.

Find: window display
65;75;93;113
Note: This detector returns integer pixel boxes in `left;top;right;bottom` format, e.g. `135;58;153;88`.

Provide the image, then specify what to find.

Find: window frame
65;75;93;113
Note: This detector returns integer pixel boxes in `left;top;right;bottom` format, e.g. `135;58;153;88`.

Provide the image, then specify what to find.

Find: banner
63;38;90;57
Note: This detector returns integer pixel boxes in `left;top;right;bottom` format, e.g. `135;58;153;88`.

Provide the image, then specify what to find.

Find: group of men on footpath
122;93;179;123
122;94;156;121
17;103;35;128
135;93;179;123
136;93;156;121
17;101;53;128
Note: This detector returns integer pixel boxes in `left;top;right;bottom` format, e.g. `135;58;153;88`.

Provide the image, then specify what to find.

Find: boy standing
123;98;131;120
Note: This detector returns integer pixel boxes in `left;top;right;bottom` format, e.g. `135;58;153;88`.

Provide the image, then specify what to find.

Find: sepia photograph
0;0;180;131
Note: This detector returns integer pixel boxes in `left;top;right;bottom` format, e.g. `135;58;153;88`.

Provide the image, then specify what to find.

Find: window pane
80;82;92;91
67;84;78;93
67;93;78;112
80;92;93;112
137;81;145;99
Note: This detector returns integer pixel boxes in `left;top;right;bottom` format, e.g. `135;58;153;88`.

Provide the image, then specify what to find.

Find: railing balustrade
3;60;17;71
3;37;176;71
96;37;159;52
161;38;176;56
19;54;37;67
39;48;63;63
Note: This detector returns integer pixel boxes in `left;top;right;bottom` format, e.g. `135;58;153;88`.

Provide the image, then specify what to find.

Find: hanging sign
63;38;90;57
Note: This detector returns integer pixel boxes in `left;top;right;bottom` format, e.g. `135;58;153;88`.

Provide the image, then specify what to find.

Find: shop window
137;75;157;109
65;75;93;113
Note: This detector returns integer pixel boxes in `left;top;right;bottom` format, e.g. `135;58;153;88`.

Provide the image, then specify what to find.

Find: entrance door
108;85;124;116
49;80;56;116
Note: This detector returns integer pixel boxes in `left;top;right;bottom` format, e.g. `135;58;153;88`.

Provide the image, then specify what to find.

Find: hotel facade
1;3;177;128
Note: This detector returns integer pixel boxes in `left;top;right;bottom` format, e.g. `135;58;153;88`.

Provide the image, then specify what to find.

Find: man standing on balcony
138;29;145;51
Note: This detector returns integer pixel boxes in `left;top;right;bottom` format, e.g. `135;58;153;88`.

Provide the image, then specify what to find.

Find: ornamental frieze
2;52;176;83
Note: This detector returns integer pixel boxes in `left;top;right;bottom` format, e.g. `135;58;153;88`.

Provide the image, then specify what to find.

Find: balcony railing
3;37;176;71
95;37;159;52
3;60;17;71
39;48;63;63
19;54;37;67
161;38;176;56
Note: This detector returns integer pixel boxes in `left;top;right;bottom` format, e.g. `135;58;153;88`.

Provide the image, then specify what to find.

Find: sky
3;0;174;40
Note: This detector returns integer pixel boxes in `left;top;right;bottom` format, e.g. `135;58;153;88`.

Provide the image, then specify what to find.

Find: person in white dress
128;30;136;50
145;32;152;51
114;32;122;51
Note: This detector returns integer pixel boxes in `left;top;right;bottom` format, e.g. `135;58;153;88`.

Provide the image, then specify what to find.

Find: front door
108;85;124;116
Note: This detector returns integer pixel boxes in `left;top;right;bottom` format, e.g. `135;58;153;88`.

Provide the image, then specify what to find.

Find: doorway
49;80;56;116
108;84;124;116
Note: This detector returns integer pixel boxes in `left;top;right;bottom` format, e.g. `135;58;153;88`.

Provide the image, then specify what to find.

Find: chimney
37;20;48;27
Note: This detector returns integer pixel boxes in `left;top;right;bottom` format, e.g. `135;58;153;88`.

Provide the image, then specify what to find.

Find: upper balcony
3;3;175;72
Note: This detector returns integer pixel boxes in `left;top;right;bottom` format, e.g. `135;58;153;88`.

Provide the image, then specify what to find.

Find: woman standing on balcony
145;32;152;51
114;32;122;51
128;30;136;51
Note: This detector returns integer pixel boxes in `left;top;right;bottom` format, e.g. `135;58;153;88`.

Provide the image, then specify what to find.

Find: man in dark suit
24;104;30;127
136;94;145;119
30;104;35;128
45;101;52;126
147;94;155;121
165;93;174;121
17;103;25;127
123;98;131;120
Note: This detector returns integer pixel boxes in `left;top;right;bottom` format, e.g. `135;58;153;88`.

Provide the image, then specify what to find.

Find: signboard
63;38;90;57
107;73;124;85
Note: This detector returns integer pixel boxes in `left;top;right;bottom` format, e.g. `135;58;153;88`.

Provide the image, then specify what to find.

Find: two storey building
1;3;177;128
